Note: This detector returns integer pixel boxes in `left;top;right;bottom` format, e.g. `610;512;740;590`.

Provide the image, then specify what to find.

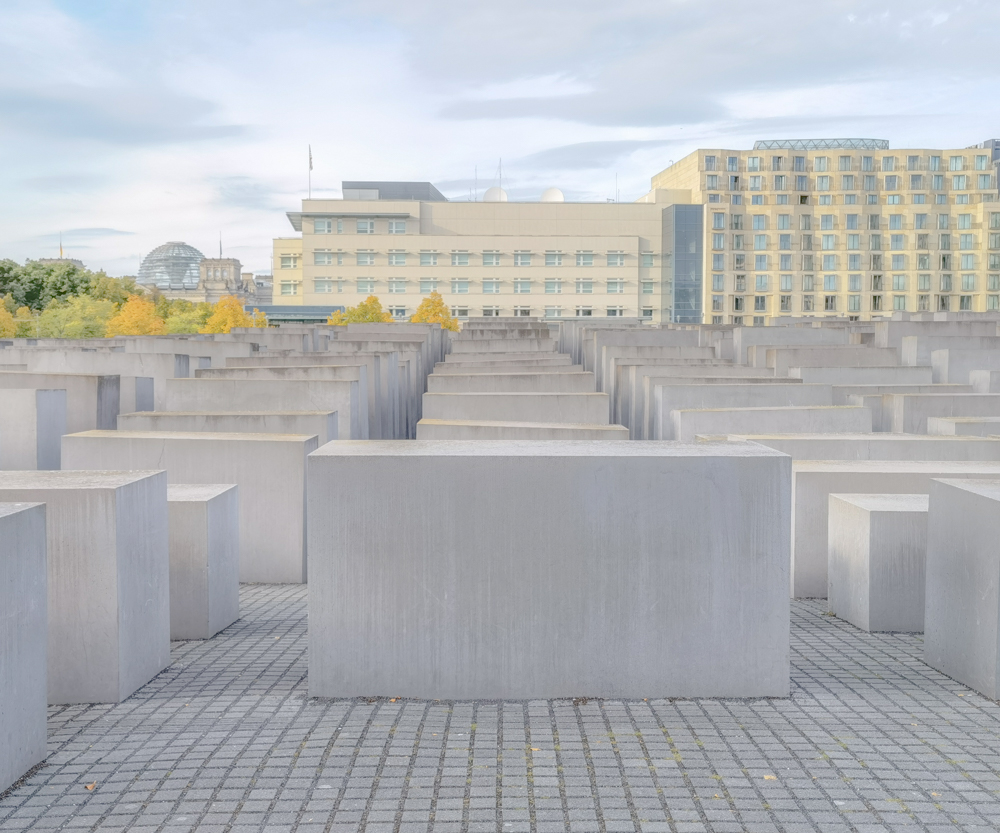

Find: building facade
272;183;689;324
651;139;1000;323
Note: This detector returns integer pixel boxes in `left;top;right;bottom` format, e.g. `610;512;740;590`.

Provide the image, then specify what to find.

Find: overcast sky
1;0;997;275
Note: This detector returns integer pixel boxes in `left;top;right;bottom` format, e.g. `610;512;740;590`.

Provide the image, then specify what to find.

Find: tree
162;300;213;334
327;295;393;325
14;306;37;337
105;295;167;336
200;295;268;334
0;305;14;338
410;291;459;331
35;296;114;338
88;275;144;305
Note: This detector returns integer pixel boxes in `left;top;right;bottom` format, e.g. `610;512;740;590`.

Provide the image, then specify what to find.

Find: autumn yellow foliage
410;291;459;331
199;296;268;334
105;295;167;336
0;305;14;338
327;295;393;325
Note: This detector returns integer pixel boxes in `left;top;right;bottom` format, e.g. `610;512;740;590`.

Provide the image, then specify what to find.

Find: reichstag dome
137;241;204;290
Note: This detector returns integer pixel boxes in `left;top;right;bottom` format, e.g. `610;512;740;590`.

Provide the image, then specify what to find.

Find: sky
1;0;997;276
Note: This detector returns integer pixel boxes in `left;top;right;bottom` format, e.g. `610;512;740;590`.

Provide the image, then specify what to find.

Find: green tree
35;296;115;338
88;274;144;305
13;307;36;337
327;295;393;325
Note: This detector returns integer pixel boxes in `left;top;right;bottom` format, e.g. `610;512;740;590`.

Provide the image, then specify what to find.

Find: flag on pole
309;145;313;171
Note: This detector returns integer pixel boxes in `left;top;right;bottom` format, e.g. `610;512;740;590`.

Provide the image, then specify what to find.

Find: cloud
515;140;680;171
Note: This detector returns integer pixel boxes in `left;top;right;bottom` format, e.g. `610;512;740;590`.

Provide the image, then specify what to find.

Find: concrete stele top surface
932;478;1000;501
167;484;238;502
418;419;626;430
66;430;318;443
794;460;1000;473
673;405;862;414
119;411;335;418
0;470;163;489
725;433;1000;443
0;501;45;519
312;440;789;459
943;417;1000;424
829;493;930;513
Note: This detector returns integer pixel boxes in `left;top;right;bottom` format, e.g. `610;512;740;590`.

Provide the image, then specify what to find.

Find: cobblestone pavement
3;585;1000;833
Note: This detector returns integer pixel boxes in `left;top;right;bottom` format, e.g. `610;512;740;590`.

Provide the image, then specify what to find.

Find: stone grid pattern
4;586;1000;832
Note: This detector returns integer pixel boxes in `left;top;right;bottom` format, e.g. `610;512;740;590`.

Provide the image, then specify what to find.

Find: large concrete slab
0;388;66;470
886;393;1000;433
0;470;170;704
790;366;933;385
0;371;119;432
422;392;610;424
932;348;1000;384
118;410;337;444
415;419;629;440
716;433;1000;461
671;406;870;443
791;461;1000;599
426;372;596;393
0;502;47;793
927;416;1000;436
167;484;240;641
307;440;791;700
62;431;317;584
924;478;1000;699
828;493;928;633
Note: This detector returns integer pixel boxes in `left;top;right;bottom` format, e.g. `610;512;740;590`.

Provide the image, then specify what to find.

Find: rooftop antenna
308;145;313;199
219;233;222;259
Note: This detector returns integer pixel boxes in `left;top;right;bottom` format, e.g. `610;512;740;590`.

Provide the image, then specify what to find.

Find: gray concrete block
671;405;871;442
62;431;317;583
720;433;1000;461
887;393;1000;433
0;371;119;432
415;419;629;440
167;484;240;640
117;410;338;444
790;366;932;385
307;440;791;699
927;416;1000;436
970;370;1000;393
0;503;47;792
924;478;1000;699
0;471;170;704
828;493;928;633
426;371;596;393
421;392;610;424
0;389;66;470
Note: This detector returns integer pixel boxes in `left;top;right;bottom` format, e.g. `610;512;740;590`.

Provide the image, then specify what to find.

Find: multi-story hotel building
272;140;1000;324
652;138;1000;323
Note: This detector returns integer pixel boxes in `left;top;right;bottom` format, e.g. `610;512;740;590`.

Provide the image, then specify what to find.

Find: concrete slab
0;502;47;792
421;392;610;424
0;471;170;704
426;372;596;393
886;393;1000;433
415;419;630;440
670;406;871;443
167;484;240;641
117;410;337;444
716;433;1000;461
62;431;317;584
307;440;791;699
828;493;928;632
0;389;66;470
0;371;119;432
927;416;1000;436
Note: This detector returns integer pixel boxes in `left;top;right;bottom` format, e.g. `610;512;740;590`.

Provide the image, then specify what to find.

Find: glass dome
137;241;205;290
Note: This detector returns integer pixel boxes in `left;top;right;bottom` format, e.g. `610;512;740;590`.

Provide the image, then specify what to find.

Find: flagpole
308;145;313;199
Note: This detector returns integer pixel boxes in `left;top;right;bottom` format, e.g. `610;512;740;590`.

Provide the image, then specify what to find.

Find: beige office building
272;140;1000;325
652;138;1000;323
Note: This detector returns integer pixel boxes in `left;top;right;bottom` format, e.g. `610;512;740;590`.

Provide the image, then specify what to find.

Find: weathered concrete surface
0;388;66;470
716;433;1000;461
426;372;596;393
924;478;1000;699
927;416;1000;436
791;461;1000;599
421;392;610;424
828;493;928;633
308;440;790;699
0;371;119;432
415;419;629;440
0;502;47;793
932;348;1000;384
167;484;240;641
0;470;170;704
790;366;933;385
62;431;317;584
887;393;1000;433
117;410;338;444
671;405;871;443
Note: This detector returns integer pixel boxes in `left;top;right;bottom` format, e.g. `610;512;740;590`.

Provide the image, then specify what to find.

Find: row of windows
704;154;995;173
712;253;993;271
709;193;992;206
712;234;992;252
711;274;1000;293
282;252;656;268
295;278;657;295
381;306;650;320
711;212;1000;231
311;219;409;234
706;174;996;192
716;294;1000;313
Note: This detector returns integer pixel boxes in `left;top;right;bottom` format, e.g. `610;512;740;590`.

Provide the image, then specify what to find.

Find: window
641;308;654;319
848;254;861;270
451;307;470;318
867;194;879;205
712;295;723;312
387;304;407;318
356;251;375;266
780;254;792;270
992;254;1000;269
641;281;654;294
847;234;860;250
545;251;563;266
755;254;768;270
796;175;809;191
918;294;930;310
991;274;1000;291
824;296;837;311
940;274;953;291
575;307;593;317
420;252;438;266
482;280;500;294
728;156;739;172
314;279;334;293
704;155;717;171
711;234;724;251
793;156;805;172
482;251;500;266
514;252;532;266
451;251;470;266
822;255;837;270
822;234;835;250
780;295;792;312
712;254;724;270
279;282;298;295
842;175;856;190
706;175;719;190
950;156;964;171
960;233;974;250
778;234;791;250
885;175;899;190
913;194;926;204
314;250;334;265
953;175;968;190
735;275;747;291
419;279;438;293
909;174;923;190
918;274;931;291
889;274;906;291
710;274;725;292
575;252;594;267
386;279;406;294
960;296;973;311
932;175;944;191
450;280;469;294
731;194;742;204
929;155;941;171
747;156;760;171
734;251;745;267
575;280;593;294
848;295;860;312
871;294;883;311
749;176;762;191
819;195;833;205
817;176;831;190
356;279;375;293
607;252;625;266
756;274;768;291
890;234;905;250
641;253;654;267
872;274;883;290
607;279;625;294
388;251;406;266
824;274;837;291
357;220;374;234
513;280;531;294
980;174;994;190
279;254;300;269
864;175;877;191
777;274;792;291
754;296;767;311
938;295;950;311
314;218;333;233
388;221;406;234
802;295;814;311
712;213;725;230
482;306;500;317
730;214;744;230
961;254;975;270
708;194;721;203
753;195;765;205
893;295;906;310
513;307;531;317
891;254;905;270
606;307;624;317
849;274;862;291
774;175;787;190
961;274;975;291
941;254;952;269
733;296;745;311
